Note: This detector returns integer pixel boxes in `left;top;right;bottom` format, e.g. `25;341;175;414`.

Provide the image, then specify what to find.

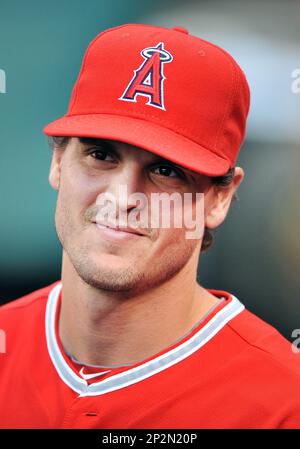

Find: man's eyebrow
79;137;113;147
79;138;176;163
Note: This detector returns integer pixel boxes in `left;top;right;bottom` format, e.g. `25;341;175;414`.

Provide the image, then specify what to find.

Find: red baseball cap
43;24;250;176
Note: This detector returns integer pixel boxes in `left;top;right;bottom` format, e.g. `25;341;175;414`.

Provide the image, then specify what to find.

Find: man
0;23;300;429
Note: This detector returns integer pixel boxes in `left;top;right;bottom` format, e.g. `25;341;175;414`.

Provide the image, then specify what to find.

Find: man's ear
48;149;64;191
205;167;244;230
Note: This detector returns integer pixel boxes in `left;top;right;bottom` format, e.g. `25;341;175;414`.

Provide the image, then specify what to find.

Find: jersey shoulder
227;305;300;375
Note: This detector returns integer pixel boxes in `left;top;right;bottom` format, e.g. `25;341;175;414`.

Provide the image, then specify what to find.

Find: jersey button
172;26;189;34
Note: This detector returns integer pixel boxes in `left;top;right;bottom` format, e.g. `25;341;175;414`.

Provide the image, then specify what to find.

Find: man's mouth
92;221;146;240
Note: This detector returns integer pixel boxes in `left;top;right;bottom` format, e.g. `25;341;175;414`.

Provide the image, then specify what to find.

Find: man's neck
58;256;220;367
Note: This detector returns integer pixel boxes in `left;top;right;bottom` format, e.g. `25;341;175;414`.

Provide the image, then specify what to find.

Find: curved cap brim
43;113;230;177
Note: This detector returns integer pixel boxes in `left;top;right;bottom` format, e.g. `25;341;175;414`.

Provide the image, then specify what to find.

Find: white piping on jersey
45;282;245;397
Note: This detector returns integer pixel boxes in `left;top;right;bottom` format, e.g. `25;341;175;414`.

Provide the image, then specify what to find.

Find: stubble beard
55;201;199;297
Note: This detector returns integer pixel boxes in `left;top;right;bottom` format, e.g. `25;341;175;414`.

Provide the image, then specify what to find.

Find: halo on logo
141;46;173;62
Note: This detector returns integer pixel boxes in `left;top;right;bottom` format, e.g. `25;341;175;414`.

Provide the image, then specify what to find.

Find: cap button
172;26;189;34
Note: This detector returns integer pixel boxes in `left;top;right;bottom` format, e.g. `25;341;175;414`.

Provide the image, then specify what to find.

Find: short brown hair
48;136;236;251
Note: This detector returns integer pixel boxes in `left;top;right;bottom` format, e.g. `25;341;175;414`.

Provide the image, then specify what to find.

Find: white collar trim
45;282;244;397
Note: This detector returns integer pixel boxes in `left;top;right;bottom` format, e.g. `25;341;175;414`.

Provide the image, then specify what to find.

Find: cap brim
43;114;230;177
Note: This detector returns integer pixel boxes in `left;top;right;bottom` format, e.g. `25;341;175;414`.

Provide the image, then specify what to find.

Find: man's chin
79;271;145;293
72;255;145;293
91;252;136;271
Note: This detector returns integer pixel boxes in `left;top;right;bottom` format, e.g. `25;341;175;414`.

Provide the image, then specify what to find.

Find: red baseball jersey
1;281;300;429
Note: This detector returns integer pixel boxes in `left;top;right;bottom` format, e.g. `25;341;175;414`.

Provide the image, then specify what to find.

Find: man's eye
88;148;115;162
152;165;182;178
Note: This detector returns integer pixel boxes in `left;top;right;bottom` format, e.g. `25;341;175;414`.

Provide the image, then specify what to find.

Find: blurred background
0;0;299;341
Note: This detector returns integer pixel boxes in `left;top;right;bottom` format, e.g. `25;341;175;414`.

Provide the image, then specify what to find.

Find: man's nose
106;163;146;213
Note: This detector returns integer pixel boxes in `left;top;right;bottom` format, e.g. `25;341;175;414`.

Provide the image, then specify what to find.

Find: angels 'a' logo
119;42;173;111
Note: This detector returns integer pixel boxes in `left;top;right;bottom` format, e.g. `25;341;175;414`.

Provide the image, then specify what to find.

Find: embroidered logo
119;42;173;111
79;367;111;380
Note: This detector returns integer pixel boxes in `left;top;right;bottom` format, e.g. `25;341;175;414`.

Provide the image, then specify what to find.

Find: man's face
49;137;218;294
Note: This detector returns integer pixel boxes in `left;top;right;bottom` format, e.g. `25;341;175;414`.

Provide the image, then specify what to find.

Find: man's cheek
55;194;76;236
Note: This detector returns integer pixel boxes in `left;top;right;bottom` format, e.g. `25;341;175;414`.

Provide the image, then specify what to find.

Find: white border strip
46;283;244;397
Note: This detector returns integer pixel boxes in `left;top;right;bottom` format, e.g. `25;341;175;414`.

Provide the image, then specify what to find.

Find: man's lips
92;221;146;237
